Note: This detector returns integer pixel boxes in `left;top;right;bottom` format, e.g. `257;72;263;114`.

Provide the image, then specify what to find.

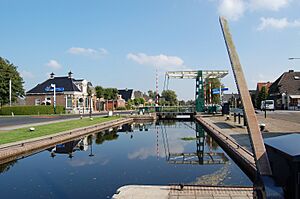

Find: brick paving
113;185;255;199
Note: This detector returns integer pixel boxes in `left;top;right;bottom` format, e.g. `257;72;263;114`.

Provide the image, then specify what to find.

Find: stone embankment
0;118;133;164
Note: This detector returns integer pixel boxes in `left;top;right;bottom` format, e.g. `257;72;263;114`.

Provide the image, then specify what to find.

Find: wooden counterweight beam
219;17;272;176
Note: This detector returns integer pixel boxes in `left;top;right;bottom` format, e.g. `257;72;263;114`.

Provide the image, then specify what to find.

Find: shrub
0;105;65;115
115;106;127;110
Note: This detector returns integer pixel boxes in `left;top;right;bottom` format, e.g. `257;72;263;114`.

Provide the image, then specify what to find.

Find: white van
261;100;275;111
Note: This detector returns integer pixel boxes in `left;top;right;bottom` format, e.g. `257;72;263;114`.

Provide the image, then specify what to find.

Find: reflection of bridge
160;122;228;165
168;152;227;165
139;106;196;119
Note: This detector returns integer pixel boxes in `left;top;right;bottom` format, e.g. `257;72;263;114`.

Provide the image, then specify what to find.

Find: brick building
26;72;97;114
269;70;300;110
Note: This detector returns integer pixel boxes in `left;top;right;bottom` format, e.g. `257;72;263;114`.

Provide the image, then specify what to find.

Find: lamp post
288;57;300;60
51;84;56;114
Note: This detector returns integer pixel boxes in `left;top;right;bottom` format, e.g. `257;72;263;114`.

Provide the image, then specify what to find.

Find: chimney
68;71;73;78
50;72;55;79
289;70;294;73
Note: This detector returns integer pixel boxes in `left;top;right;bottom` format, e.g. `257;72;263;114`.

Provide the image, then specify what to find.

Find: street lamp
51;84;56;114
288;57;300;60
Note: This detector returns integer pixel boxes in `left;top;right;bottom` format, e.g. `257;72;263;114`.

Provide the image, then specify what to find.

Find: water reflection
0;160;17;174
0;121;251;199
161;122;228;165
47;128;120;158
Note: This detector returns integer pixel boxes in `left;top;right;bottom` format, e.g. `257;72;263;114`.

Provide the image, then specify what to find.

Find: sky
0;0;300;100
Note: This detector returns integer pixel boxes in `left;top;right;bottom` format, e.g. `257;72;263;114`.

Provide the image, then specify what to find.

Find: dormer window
294;76;300;80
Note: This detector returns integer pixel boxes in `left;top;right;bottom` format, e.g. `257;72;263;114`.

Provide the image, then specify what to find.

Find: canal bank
0;117;133;164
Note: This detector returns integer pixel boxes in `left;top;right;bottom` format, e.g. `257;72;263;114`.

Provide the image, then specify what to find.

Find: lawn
0;116;121;145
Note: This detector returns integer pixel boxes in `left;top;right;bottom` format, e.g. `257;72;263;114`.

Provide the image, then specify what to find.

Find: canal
0;120;252;198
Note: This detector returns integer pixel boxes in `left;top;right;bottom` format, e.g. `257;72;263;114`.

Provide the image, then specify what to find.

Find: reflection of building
269;70;300;110
26;72;97;114
48;138;88;157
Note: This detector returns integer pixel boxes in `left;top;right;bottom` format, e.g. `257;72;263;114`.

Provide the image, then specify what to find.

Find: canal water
0;121;251;198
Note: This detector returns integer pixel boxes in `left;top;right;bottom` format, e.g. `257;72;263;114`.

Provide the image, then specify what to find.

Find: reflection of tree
87;134;93;145
205;134;219;151
0;160;17;174
158;120;176;126
95;132;119;145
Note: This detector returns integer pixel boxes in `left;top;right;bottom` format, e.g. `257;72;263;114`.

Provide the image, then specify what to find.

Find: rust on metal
219;17;272;176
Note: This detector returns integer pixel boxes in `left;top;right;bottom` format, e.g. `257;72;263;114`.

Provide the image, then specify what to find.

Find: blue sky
1;0;300;100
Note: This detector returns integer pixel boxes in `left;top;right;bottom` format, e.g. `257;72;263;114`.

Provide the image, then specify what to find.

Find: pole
89;95;92;118
51;84;56;114
264;100;267;118
9;79;12;106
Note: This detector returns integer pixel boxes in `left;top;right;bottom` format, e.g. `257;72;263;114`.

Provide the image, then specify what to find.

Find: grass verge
0;116;121;145
180;137;197;141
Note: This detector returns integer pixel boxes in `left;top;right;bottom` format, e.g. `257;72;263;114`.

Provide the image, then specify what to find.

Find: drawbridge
164;70;228;112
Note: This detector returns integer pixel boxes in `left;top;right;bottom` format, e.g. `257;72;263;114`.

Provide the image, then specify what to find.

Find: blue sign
222;87;229;91
212;87;229;92
212;91;220;94
45;87;65;92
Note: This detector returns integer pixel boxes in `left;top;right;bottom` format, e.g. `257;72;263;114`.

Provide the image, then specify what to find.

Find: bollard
234;113;236;122
244;116;247;126
238;113;241;124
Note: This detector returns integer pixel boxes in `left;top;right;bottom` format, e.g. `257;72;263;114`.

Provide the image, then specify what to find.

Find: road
256;110;300;124
0;111;134;130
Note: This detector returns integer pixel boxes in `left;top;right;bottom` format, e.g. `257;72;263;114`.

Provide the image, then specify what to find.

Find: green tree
161;90;178;106
206;78;223;104
103;88;118;100
256;86;268;109
148;90;156;100
0;57;24;106
95;86;105;98
133;97;145;106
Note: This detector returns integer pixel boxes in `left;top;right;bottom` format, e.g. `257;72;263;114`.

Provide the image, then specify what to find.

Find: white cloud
257;17;300;30
216;0;292;21
67;47;108;58
250;0;290;11
127;53;185;70
20;70;34;79
46;60;61;70
218;0;246;21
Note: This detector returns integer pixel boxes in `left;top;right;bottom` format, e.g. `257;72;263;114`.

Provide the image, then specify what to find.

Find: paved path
112;185;254;199
207;110;300;150
0;111;133;131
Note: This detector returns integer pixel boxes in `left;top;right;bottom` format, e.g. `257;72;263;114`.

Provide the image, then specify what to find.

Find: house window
66;97;72;108
35;99;41;105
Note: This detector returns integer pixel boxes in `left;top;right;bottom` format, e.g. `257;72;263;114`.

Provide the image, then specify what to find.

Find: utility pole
9;79;12;106
155;68;159;106
51;84;56;114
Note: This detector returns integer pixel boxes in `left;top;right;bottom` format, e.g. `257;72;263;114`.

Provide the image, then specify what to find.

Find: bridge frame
165;70;228;112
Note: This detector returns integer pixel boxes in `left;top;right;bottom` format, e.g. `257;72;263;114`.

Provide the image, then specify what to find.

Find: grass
180;137;197;141
0;116;121;145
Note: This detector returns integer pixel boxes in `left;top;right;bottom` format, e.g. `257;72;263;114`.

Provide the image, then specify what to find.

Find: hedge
0;105;65;115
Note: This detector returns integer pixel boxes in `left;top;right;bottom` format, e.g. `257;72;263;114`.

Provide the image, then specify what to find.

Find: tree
95;86;105;98
161;90;178;106
256;86;268;109
133;97;145;106
103;88;118;100
148;90;156;100
0;57;24;106
206;78;223;104
134;90;143;98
